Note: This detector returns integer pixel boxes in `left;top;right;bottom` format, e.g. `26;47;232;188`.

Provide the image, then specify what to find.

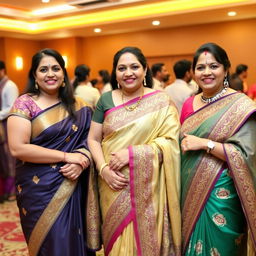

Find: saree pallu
181;93;256;255
10;98;101;256
100;91;181;256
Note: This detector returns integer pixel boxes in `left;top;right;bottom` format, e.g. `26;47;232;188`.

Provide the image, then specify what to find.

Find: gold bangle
99;163;108;178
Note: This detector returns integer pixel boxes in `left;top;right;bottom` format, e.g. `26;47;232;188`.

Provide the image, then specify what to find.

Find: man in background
235;64;248;93
0;60;19;203
151;63;170;90
165;59;193;114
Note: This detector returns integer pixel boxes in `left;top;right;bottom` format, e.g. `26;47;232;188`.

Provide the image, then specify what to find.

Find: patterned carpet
0;201;104;256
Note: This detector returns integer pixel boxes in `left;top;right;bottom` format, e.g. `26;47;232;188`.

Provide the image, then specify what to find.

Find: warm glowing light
62;56;68;68
228;11;237;16
152;20;160;26
15;57;23;70
0;0;248;34
94;28;102;33
32;5;76;16
42;0;50;3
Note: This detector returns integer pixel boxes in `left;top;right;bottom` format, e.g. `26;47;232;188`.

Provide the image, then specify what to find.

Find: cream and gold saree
99;91;181;256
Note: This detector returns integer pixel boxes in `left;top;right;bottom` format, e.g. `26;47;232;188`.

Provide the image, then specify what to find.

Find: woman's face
35;55;64;95
116;52;146;94
194;51;226;96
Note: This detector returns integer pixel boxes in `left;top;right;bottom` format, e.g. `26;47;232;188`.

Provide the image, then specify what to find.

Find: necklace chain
201;87;227;104
122;89;144;111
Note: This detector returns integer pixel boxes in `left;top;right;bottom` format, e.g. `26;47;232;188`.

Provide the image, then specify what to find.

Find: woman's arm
88;120;128;190
7;115;88;166
181;133;226;161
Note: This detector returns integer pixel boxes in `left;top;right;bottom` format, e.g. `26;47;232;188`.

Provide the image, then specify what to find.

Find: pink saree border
104;90;159;118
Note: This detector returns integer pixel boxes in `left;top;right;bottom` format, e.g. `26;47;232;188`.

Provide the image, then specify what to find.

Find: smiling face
34;55;64;96
116;52;146;94
194;51;226;97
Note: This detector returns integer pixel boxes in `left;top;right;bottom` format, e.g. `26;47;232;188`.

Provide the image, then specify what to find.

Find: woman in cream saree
88;47;181;256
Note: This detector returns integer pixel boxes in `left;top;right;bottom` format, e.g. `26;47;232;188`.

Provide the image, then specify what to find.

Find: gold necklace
122;88;144;111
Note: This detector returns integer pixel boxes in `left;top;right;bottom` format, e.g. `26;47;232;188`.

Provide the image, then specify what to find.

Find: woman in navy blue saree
7;49;101;256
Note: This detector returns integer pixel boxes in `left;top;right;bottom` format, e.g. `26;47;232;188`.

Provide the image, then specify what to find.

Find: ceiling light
32;5;76;15
94;28;102;33
152;20;160;26
42;0;50;3
228;11;237;16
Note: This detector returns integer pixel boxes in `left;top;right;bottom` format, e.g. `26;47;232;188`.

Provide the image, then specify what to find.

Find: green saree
181;92;256;256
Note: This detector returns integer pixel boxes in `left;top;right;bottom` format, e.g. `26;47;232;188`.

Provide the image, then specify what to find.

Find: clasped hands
181;133;207;153
60;152;90;181
101;149;129;191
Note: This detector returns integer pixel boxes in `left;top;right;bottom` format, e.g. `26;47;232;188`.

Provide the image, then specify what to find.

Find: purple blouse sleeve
9;94;42;120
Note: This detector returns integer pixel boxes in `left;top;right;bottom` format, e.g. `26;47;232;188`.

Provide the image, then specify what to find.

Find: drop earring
223;76;229;88
143;77;147;86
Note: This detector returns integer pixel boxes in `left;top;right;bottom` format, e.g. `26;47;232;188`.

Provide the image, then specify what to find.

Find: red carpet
0;200;29;255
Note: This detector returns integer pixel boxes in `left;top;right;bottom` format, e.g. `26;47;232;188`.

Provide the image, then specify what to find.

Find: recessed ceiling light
228;11;237;16
94;28;102;33
42;0;50;3
152;20;160;26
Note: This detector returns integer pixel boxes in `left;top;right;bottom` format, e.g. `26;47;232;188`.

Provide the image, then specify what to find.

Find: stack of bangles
99;163;108;178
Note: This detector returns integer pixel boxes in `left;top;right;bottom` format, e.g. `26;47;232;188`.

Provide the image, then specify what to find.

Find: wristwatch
207;140;215;153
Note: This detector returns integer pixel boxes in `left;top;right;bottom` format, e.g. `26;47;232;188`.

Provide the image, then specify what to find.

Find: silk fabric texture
9;97;101;256
181;92;256;255
98;91;181;256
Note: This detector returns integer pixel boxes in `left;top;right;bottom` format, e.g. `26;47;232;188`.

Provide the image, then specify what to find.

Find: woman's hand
101;165;129;191
109;149;129;171
64;152;90;170
181;133;208;153
60;163;83;181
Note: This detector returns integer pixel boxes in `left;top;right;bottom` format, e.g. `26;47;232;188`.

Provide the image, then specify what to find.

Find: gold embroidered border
181;93;241;135
182;155;223;250
225;144;256;248
102;187;131;247
103;92;171;137
133;145;160;255
86;163;102;249
31;97;87;139
28;179;77;256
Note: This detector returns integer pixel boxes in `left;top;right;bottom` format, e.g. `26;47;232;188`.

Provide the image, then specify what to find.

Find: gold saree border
28;179;78;256
182;93;256;252
31;97;87;139
225;144;256;249
103;91;171;137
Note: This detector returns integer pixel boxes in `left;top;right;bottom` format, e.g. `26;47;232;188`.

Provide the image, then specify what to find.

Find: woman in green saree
88;47;181;256
180;42;256;255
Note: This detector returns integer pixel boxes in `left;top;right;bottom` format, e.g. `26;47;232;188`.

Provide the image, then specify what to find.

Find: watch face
208;140;215;149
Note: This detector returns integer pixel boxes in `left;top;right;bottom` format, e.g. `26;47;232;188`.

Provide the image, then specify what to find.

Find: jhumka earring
35;83;38;90
223;76;229;88
143;77;147;86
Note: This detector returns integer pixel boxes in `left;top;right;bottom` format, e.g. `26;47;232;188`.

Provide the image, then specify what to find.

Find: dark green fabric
92;91;114;123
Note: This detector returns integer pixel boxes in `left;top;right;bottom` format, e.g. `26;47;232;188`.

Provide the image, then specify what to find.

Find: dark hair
0;60;6;70
99;69;110;84
90;78;98;87
235;64;248;75
192;42;231;73
110;46;153;90
73;64;90;89
25;48;76;118
151;63;165;77
229;73;244;91
173;59;191;79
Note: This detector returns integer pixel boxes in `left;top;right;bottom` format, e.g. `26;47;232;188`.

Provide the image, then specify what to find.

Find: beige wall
1;17;256;92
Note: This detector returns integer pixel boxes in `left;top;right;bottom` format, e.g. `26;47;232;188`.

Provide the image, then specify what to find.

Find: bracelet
99;163;108;178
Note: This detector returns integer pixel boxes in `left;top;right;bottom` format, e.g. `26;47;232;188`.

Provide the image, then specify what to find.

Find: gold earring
62;81;66;87
35;83;38;89
143;78;147;86
117;83;120;89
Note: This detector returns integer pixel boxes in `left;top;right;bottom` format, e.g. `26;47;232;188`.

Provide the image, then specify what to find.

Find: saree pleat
10;98;101;256
181;93;256;255
99;91;181;256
